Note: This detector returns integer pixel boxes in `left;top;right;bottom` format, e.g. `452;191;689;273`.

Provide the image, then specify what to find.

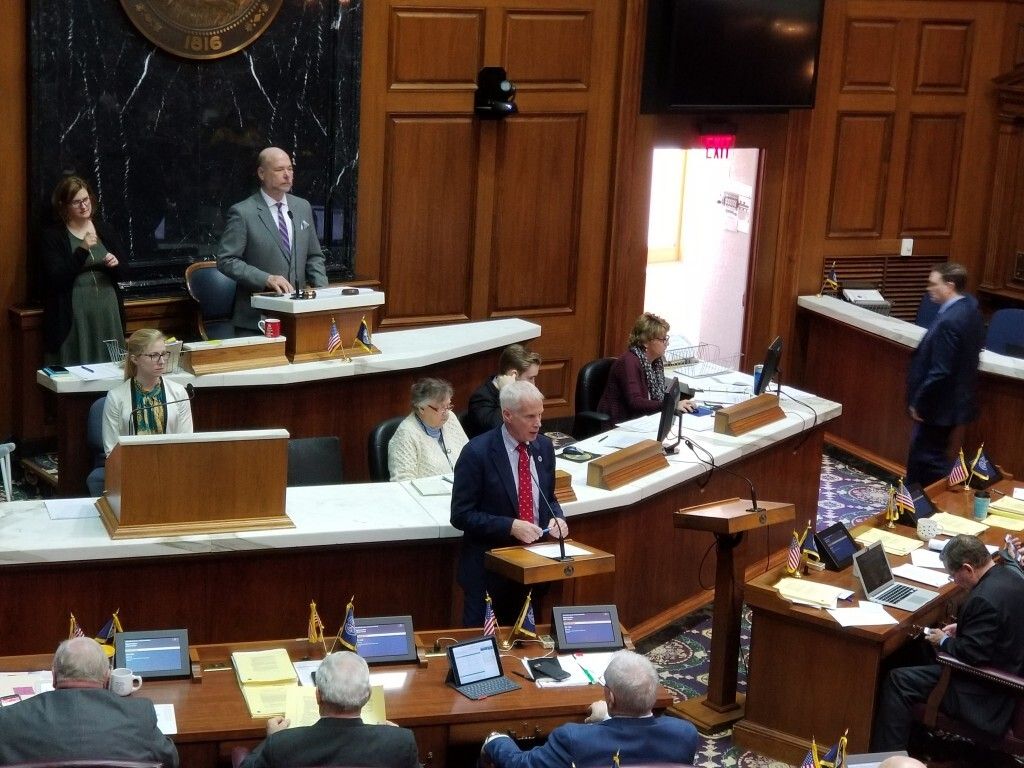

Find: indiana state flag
334;597;358;652
355;316;372;352
801;522;820;563
818;731;848;768
968;443;1002;489
510;591;538;640
94;609;124;644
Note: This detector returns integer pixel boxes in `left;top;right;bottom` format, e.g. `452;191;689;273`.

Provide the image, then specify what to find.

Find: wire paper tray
103;338;182;372
664;343;740;378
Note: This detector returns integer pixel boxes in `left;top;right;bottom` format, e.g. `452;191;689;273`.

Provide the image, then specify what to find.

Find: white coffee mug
109;667;142;696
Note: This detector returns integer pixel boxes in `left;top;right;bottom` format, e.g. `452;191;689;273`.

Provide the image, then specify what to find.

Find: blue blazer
906;294;984;426
484;715;699;768
450;427;563;588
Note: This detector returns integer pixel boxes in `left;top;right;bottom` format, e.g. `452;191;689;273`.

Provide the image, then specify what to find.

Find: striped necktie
275;202;290;254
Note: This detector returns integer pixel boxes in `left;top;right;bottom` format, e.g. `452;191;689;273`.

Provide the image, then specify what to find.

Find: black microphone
129;383;196;435
683;437;763;516
525;442;571;562
286;210;301;298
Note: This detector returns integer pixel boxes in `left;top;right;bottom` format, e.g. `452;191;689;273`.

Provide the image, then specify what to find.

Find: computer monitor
552;605;624;652
656;378;681;443
754;336;783;395
354;615;418;665
114;629;191;680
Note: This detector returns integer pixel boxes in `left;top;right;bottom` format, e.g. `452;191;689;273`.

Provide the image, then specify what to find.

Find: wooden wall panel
381;117;478;323
900;114;963;235
490;116;582;313
389;10;484;87
503;12;592;86
915;22;972;93
842;19;899;92
827;114;893;237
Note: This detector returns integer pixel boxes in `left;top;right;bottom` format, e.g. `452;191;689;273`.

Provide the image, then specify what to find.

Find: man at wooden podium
451;381;568;626
216;146;328;333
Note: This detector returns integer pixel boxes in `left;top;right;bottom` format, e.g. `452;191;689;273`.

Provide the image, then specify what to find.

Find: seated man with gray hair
0;636;179;766
482;650;699;768
241;651;421;768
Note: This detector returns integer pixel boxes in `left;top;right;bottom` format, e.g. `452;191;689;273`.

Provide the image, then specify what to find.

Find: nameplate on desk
586;439;668;490
181;336;288;375
713;393;784;436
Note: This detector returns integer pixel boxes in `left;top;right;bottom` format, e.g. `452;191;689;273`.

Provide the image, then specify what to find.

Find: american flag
800;739;817;768
483;593;498;636
327;318;342;353
786;531;802;573
895;479;915;517
948;449;969;486
69;612;85;639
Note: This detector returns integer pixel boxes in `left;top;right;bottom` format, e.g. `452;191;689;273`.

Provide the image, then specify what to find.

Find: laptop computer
445;636;521;700
852;540;939;611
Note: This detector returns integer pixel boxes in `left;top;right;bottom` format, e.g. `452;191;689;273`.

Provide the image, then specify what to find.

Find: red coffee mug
258;318;282;338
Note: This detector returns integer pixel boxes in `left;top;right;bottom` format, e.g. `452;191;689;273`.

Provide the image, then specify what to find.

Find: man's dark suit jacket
451;426;563;624
0;687;179;767
240;716;420;768
484;714;700;768
906;294;985;426
940;563;1024;735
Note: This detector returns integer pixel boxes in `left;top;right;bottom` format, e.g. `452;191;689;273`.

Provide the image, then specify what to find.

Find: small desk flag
818;262;839;296
355;316;372;352
94;609;123;644
507;591;538;643
801;522;820;563
968;443;1002;489
483;593;498;637
948;448;969;487
818;730;848;768
327;317;342;354
332;597;357;653
308;600;327;650
894;478;914;518
68;612;85;639
786;530;802;575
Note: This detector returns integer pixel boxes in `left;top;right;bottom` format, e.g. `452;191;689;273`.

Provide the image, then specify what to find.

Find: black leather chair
286;436;343;487
184;261;238;341
85;396;107;496
572;357;615;439
367;415;405;482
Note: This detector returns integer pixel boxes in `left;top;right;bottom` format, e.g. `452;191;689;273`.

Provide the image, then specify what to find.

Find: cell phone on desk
528;658;570;681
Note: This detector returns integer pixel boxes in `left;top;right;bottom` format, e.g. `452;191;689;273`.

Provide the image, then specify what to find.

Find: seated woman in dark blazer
598;312;693;423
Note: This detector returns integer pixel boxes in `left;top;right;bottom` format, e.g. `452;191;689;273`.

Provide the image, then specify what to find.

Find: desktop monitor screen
114;629;191;679
754;336;783;395
656;378;681;442
354;616;418;665
552;605;624;652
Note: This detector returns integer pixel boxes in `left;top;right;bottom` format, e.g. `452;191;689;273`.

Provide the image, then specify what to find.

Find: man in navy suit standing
905;262;984;485
451;380;568;626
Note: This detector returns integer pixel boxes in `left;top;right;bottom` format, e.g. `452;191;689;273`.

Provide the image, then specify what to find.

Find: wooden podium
486;541;616;584
671;497;794;731
251;288;385;363
96;429;294;539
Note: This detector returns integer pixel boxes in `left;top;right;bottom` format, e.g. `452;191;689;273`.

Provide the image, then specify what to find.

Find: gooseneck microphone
684;437;762;515
129;383;196;436
526;442;571;562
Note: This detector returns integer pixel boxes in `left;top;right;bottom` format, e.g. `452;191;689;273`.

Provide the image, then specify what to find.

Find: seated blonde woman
101;329;193;457
387;378;468;481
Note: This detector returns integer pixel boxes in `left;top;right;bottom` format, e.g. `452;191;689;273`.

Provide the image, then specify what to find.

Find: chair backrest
184;261;238;341
914;291;939;329
575;357;616;413
87;396;107;469
287;436;343;487
367;415;405;482
985;308;1024;357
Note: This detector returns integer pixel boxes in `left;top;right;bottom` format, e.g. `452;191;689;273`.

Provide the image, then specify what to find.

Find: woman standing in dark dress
40;176;126;366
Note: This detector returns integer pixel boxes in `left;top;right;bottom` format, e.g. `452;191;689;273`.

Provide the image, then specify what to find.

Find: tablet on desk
552;605;624;653
114;629;190;680
354;616;418;665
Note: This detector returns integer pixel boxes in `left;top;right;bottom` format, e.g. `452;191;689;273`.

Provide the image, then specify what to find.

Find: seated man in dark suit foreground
482;650;699;768
872;534;1024;751
242;651;421;768
0;636;179;767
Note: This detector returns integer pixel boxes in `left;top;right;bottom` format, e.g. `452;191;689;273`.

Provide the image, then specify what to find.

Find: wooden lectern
671;497;794;730
251;289;385;363
486;541;616;584
97;429;294;539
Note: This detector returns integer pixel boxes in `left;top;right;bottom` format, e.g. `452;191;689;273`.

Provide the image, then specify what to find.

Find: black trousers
906;422;953;486
871;664;942;751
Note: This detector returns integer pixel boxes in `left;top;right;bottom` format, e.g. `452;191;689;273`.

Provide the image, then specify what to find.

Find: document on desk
827;601;898;627
931;512;988;537
854;528;923;556
410;475;453;496
285;684;385;727
910;548;945;570
775;577;850;609
892;564;951;588
525;543;593;559
985;510;1024;531
526;653;614;688
67;362;121;380
154;704;177;735
991;496;1024;517
45;498;100;520
232;648;298;685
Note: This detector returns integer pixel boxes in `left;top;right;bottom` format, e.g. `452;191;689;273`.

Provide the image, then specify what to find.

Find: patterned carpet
636;447;891;768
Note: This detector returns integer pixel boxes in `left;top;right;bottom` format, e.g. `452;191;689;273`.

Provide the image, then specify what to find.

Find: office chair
911;650;1024;757
985;308;1024;357
367;415;405;482
286;436;343;487
1;762;162;768
572;357;615;439
184;261;238;341
85;396;107;497
914;291;940;329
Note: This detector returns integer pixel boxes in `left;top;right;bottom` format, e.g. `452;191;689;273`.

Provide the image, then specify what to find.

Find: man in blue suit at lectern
451;380;568;626
905;262;984;486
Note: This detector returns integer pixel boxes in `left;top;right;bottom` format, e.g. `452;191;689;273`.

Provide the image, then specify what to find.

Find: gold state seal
120;0;284;61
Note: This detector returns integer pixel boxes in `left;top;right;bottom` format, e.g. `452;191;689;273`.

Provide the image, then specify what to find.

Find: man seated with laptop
240;651;421;768
871;534;1024;751
480;650;699;768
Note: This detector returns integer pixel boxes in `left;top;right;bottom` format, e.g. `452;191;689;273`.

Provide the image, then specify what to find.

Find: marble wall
29;0;361;299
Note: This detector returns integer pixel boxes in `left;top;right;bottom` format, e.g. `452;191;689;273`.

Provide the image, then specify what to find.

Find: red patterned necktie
516;443;533;522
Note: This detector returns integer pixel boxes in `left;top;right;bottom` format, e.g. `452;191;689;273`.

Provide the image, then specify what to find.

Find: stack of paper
931;512;988;536
892;564;951;588
854;528;923;556
283;685;386;727
992;496;1024;518
827;601;897;627
232;648;299;718
775;577;850;609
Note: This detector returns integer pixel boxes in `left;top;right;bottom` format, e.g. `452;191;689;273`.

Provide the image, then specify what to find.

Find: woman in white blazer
101;329;194;457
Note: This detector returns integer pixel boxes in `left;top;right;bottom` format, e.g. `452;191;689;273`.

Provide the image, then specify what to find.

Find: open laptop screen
854;542;892;594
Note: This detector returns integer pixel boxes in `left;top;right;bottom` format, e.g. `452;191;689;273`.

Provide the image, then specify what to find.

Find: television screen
641;0;825;112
